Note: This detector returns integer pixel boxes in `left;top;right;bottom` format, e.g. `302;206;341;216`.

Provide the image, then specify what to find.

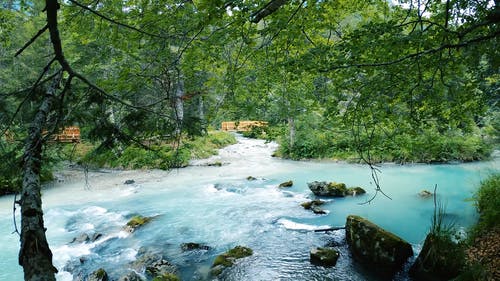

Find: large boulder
308;181;347;197
211;246;253;276
310;247;340;267
409;233;465;281
345;215;413;275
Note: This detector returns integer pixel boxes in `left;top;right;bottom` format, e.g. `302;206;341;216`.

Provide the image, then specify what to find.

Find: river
0;135;498;280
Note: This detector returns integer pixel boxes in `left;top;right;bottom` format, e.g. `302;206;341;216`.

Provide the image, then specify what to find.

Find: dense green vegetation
471;173;500;237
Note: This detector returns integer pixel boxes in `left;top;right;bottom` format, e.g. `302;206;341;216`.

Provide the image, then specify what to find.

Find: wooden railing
221;121;268;132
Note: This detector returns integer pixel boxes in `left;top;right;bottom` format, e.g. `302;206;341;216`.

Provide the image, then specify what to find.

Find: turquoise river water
0;136;498;280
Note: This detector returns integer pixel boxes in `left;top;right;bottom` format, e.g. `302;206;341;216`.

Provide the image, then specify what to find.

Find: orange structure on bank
52;126;81;143
221;121;268;132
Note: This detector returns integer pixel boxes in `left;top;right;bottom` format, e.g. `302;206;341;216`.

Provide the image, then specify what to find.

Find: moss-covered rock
211;246;253;276
124;215;154;233
300;199;326;210
308;181;347;197
87;268;109;281
278;180;293;188
246;176;257;181
409;233;465;281
310;247;340;267
345;215;413;275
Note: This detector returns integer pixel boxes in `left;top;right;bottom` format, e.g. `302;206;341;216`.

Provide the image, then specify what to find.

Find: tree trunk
288;116;295;148
173;70;184;135
18;71;61;281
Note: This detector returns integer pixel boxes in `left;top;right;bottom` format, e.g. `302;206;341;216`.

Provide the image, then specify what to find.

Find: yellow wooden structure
51;126;81;143
221;121;268;132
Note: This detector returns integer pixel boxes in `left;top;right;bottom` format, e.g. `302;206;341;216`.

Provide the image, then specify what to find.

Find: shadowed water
0;135;497;280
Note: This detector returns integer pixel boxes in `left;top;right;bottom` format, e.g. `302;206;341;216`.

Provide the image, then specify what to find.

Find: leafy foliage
472;173;500;235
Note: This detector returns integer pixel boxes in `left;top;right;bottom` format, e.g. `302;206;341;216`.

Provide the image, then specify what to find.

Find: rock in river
310;247;340;267
278;180;293;188
211;246;253;276
345;215;413;275
308;181;347;197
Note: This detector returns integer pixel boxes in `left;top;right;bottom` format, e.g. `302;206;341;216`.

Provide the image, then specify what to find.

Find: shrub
472;174;500;234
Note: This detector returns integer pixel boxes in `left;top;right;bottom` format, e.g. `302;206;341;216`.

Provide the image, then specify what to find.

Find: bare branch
14;24;49;57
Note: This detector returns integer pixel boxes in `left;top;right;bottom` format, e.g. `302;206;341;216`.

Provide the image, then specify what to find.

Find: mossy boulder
87;268;109;281
246;176;257;181
124;215;154;233
409;233;465;281
211;246;253;276
278;180;293;188
308;181;347;197
310;247;340;267
346;215;413;275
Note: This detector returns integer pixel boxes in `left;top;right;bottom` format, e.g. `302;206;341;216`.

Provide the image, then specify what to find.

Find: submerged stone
418;190;433;198
70;232;103;244
211;246;253;276
310;247;340;267
345;215;413;275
